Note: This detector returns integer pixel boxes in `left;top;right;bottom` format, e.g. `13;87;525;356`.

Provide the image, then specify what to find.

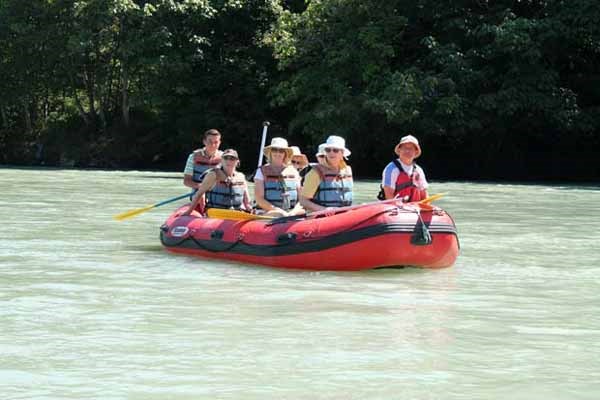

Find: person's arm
288;179;305;215
299;170;326;212
181;172;216;215
242;185;252;211
183;153;197;189
184;174;197;189
381;162;399;200
414;166;428;198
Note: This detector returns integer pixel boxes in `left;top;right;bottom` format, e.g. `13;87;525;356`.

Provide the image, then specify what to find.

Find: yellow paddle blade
418;192;447;205
113;204;155;221
206;208;273;221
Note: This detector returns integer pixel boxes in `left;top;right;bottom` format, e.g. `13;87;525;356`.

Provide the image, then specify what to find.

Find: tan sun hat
264;137;294;162
319;135;351;158
315;144;326;158
290;146;309;166
394;135;422;158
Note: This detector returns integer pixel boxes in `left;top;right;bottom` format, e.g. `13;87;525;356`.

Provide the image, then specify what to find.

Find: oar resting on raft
113;192;194;221
206;193;446;223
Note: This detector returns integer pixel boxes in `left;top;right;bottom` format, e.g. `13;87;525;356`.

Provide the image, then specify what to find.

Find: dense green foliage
1;0;599;180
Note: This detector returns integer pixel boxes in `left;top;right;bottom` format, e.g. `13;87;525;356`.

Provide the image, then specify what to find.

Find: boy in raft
300;135;353;212
253;138;304;217
183;128;223;207
182;149;251;215
379;134;428;202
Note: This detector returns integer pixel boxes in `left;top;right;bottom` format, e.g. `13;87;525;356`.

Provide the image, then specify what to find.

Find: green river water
1;167;599;399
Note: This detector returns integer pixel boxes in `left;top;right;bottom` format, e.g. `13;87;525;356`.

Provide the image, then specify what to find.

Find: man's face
203;135;221;154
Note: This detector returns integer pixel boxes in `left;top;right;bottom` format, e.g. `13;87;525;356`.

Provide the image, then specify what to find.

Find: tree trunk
121;65;130;127
72;89;91;125
22;99;32;135
85;66;97;122
0;105;7;128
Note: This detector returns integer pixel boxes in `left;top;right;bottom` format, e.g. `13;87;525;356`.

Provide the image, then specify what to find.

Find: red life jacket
392;160;427;202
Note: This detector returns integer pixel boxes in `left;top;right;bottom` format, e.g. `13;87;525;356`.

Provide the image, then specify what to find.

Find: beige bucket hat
394;135;422;158
290;146;309;166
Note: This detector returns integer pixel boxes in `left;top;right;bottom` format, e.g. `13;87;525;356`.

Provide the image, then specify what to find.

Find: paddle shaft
113;192;194;221
154;192;193;207
268;193;444;225
257;121;270;168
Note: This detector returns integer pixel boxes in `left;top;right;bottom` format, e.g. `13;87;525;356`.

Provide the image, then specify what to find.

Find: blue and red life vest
259;164;298;211
205;168;246;210
312;164;353;207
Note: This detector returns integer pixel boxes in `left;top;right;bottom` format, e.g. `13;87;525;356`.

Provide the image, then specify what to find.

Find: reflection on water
1;168;599;399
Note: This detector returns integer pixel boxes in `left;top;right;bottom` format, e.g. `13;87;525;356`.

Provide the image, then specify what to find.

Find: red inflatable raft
160;199;459;271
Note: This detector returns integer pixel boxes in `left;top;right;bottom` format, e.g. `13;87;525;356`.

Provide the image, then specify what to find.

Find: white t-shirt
253;167;265;181
183;153;195;175
381;159;428;190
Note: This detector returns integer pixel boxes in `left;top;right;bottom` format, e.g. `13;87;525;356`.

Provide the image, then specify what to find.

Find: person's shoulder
234;170;246;180
382;160;397;171
283;164;299;175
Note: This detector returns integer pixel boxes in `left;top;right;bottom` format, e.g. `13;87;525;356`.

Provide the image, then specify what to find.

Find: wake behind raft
159;198;459;271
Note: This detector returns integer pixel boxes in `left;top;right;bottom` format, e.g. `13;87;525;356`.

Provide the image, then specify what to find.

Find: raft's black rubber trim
160;222;457;257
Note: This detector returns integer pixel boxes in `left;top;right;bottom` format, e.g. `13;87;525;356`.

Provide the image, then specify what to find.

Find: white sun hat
319;135;351;158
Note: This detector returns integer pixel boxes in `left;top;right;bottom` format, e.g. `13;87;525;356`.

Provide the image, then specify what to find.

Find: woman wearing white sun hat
379;134;428;202
253;137;304;217
300;135;353;212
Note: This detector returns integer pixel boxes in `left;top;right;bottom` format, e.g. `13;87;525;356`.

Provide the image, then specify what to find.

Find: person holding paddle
254;138;303;217
183;129;223;209
181;149;251;216
300;135;353;212
379;134;428;202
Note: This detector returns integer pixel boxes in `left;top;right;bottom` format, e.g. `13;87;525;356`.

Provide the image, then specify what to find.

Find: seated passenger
379;135;428;202
254;138;303;217
300;135;353;212
182;149;251;215
183;128;223;207
290;146;309;172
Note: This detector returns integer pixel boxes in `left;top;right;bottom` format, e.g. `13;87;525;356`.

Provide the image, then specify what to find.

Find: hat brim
319;144;351;158
264;146;294;160
292;154;309;165
395;143;421;158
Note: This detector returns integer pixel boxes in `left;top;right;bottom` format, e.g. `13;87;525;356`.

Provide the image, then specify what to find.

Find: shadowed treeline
1;0;598;181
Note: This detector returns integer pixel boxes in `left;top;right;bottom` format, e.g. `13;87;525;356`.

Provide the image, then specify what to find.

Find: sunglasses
271;148;286;153
291;160;302;165
324;148;341;153
222;156;238;161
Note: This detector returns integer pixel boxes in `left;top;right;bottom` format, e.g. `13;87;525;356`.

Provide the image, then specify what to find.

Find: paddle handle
257;121;270;168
